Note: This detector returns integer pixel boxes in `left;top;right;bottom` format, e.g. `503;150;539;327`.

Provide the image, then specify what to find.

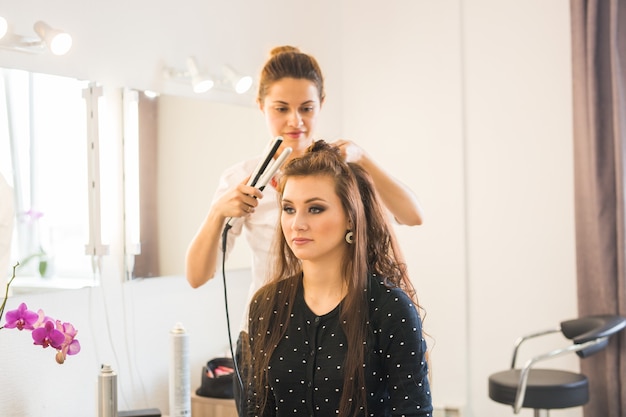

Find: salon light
192;76;214;94
0;19;72;55
163;57;254;95
223;64;253;94
0;16;8;40
143;90;159;99
34;21;72;56
163;56;215;94
123;89;142;280
187;56;214;93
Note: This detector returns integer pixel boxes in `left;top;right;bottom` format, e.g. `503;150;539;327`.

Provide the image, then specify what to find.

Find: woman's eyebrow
281;197;327;204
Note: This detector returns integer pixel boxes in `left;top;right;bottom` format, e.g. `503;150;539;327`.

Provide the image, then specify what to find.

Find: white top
212;156;281;332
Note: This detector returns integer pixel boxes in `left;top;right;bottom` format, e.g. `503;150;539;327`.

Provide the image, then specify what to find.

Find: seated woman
244;140;432;417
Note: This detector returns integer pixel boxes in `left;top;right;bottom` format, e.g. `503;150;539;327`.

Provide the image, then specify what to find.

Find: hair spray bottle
98;364;118;417
169;322;191;417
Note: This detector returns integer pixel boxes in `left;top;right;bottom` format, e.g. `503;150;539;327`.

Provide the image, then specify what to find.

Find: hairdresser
185;45;423;414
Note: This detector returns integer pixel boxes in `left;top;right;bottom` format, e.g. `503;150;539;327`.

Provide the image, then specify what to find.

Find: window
1;69;94;284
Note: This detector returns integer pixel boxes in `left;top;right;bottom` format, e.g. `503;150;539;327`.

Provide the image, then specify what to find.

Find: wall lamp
0;17;73;56
163;56;214;93
0;17;7;40
163;56;253;95
223;64;253;94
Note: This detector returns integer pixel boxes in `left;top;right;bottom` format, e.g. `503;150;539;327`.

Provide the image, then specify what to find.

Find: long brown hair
247;140;418;417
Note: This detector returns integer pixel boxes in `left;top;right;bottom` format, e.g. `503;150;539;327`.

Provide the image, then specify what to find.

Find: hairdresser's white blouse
212;155;280;332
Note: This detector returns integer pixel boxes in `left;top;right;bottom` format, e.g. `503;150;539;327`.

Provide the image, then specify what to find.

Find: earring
345;230;354;244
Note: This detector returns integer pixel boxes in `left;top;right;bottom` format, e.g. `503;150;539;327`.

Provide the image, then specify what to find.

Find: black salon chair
488;314;626;416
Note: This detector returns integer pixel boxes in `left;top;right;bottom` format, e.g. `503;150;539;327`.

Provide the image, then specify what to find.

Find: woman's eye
282;205;295;214
301;106;314;113
309;206;324;214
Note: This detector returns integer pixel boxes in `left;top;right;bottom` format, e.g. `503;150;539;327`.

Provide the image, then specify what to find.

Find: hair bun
308;140;342;158
269;45;301;57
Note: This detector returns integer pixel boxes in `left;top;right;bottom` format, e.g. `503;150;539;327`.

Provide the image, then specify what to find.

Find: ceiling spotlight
143;90;159;99
0;16;8;40
163;56;214;94
33;21;72;56
0;19;72;55
163;58;254;95
187;56;214;93
223;65;253;94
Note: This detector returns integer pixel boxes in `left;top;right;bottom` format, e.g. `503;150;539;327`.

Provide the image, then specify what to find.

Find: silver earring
345;230;354;244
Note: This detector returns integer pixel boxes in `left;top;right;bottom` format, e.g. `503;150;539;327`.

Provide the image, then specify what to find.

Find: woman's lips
292;237;311;245
285;131;305;139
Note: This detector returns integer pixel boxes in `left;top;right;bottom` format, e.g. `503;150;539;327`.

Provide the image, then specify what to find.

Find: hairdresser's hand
333;139;367;165
331;139;424;226
214;178;263;219
186;176;264;288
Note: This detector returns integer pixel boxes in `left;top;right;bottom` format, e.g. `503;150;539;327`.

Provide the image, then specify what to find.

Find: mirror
0;67;102;293
0;66;268;287
124;93;268;279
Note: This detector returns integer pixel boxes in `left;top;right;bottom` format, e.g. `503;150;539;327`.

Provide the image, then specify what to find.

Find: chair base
489;368;589;411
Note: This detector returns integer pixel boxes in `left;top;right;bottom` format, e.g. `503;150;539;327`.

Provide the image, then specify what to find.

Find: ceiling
0;0;345;102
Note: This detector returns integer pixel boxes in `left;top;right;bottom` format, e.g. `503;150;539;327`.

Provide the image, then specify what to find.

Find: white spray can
169;322;191;417
98;364;118;417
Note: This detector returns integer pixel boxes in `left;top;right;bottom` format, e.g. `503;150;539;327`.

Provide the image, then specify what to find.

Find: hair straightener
224;136;292;229
220;136;293;390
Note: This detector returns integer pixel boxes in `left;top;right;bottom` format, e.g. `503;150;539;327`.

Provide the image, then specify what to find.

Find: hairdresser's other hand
332;139;366;164
214;178;263;219
330;139;424;226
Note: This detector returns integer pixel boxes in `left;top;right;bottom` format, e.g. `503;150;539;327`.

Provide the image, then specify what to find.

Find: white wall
0;1;578;416
340;0;576;416
340;0;469;410
463;2;576;416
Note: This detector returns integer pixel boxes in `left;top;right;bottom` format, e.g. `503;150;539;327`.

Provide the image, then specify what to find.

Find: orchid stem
0;262;19;323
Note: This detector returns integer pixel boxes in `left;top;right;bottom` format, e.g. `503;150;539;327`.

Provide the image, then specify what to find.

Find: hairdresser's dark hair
257;45;325;104
247;140;418;417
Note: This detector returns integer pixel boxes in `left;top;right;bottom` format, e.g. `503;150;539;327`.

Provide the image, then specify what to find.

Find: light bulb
235;75;253;94
223;65;253;94
192;77;214;94
187;57;214;93
0;16;7;40
49;32;72;55
33;21;73;56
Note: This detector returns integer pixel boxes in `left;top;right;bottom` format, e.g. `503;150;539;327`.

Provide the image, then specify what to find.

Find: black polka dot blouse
247;274;432;417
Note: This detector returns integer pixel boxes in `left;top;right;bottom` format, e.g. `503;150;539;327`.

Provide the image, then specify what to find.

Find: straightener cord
221;223;244;390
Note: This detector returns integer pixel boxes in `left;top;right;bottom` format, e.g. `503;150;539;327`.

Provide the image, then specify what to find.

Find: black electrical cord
221;222;244;391
219;138;284;394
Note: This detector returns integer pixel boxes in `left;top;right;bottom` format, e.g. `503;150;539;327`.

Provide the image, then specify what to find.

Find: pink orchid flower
32;320;65;350
4;302;39;330
1;263;81;364
22;208;44;223
32;309;53;329
54;321;81;364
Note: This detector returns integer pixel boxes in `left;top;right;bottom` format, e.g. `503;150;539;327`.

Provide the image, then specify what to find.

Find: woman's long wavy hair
247;140;418;417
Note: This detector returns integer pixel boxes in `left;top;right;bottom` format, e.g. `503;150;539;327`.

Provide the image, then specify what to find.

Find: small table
191;392;238;417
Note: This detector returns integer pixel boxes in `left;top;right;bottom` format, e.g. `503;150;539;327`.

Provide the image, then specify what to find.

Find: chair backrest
560;315;626;358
